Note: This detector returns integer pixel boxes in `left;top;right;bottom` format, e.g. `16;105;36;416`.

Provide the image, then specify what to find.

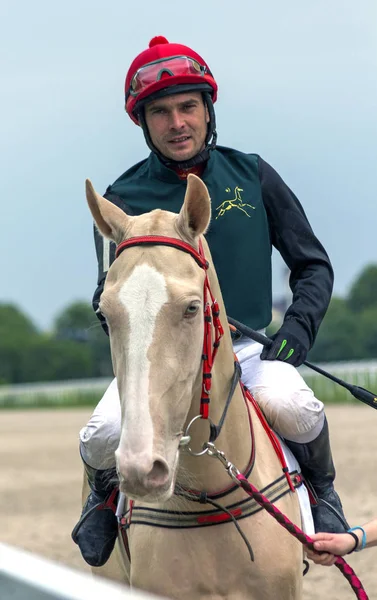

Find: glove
260;327;309;367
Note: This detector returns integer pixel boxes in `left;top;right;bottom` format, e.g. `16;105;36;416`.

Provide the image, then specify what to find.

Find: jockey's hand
306;532;357;566
260;328;308;367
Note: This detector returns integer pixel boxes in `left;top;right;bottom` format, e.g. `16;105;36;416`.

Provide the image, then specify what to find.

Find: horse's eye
184;303;200;318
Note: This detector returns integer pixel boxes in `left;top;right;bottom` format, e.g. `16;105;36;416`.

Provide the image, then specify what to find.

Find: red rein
235;474;368;600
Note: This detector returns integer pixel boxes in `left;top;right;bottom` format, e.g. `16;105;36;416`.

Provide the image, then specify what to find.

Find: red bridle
115;235;224;419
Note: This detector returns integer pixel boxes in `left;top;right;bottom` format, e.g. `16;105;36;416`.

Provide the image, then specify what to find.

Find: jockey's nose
169;109;185;130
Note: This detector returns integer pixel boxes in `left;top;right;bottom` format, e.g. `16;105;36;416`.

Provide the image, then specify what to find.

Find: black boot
285;417;349;533
71;460;118;567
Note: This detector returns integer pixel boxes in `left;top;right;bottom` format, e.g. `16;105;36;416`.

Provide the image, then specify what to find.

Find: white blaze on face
117;263;168;457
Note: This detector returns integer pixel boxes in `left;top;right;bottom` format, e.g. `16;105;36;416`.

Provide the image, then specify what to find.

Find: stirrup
306;480;349;531
71;487;118;543
314;496;349;531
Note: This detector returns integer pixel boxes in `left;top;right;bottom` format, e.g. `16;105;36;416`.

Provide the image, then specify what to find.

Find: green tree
347;264;377;314
53;301;113;377
309;297;364;362
54;301;98;342
0;303;38;341
0;304;40;383
358;307;377;358
0;302;111;384
19;336;95;382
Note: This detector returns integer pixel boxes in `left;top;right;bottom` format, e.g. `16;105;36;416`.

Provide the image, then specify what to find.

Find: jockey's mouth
169;136;191;144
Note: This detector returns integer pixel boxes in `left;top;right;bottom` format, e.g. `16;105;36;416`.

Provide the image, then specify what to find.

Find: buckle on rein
204;442;241;484
180;413;241;483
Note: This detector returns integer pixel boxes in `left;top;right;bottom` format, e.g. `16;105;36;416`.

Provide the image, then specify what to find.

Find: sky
1;0;376;330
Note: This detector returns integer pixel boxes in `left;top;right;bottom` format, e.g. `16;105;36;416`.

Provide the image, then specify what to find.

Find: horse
83;174;304;599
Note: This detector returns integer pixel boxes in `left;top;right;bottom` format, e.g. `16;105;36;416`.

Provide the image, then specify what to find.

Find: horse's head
86;175;212;502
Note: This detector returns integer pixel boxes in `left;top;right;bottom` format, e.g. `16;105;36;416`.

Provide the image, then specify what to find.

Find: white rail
300;359;377;376
299;359;377;401
0;377;112;397
0;543;165;600
0;378;112;406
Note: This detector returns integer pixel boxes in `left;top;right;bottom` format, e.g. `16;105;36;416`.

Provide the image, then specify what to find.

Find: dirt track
1;406;376;599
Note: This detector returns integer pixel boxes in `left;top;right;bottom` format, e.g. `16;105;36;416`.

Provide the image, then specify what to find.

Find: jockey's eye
184;302;200;319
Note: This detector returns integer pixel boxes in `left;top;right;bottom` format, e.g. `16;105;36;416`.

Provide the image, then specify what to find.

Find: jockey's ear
177;174;211;239
85;179;131;244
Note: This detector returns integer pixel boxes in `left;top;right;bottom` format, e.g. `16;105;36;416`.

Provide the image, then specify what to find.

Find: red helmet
125;36;218;124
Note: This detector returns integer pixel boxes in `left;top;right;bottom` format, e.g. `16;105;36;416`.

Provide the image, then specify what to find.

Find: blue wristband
348;527;367;552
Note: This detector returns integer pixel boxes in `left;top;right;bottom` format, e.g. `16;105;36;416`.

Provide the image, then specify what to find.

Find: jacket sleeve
258;156;334;350
92;190;134;335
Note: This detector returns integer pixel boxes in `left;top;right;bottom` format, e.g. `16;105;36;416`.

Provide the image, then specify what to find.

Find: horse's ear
85;179;131;243
177;174;211;239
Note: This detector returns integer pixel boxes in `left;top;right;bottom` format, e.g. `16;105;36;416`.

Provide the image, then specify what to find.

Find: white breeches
80;336;324;469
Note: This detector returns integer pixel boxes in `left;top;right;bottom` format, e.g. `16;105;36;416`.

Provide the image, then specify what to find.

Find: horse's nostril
147;459;169;488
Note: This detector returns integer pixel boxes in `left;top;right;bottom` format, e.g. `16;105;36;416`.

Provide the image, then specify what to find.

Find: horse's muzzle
117;454;172;501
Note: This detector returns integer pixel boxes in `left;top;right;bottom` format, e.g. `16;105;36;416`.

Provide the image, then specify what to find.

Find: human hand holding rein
306;532;359;566
307;521;377;567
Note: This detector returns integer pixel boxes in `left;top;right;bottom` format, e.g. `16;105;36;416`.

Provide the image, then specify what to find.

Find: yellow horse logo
215;187;255;219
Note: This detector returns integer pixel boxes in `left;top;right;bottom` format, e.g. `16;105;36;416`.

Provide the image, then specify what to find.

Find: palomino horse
84;174;303;599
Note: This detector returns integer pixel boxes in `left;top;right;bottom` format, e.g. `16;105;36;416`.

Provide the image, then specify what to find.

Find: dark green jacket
93;146;333;349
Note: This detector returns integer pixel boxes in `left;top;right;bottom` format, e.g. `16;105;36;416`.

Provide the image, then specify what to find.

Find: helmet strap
137;92;217;170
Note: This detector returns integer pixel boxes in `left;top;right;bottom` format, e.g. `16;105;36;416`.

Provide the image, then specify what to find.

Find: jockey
72;36;348;567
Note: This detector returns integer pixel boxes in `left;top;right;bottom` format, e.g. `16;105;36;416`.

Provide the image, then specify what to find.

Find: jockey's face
144;92;209;162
